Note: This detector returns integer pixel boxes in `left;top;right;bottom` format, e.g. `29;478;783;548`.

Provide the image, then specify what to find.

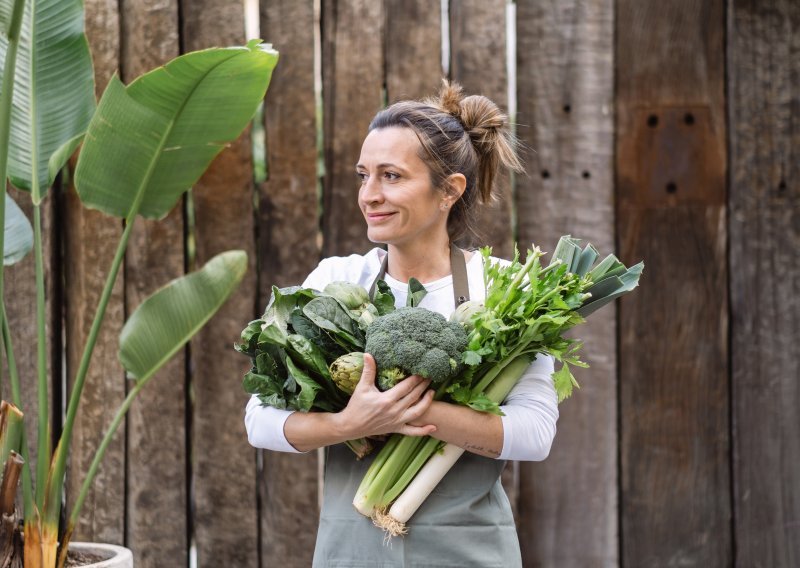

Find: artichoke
324;281;370;310
449;300;486;331
330;352;365;394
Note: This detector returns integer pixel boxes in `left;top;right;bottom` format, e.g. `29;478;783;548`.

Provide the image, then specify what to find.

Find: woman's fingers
396;376;431;406
398;423;437;437
353;353;377;393
402;389;434;423
385;374;426;400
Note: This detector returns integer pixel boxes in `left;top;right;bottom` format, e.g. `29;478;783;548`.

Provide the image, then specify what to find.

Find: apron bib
312;245;522;568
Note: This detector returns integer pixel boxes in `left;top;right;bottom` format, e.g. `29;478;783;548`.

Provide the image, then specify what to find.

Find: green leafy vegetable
372;280;396;315
406;277;428;307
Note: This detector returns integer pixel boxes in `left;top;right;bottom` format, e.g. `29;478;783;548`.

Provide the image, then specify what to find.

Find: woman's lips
366;212;396;222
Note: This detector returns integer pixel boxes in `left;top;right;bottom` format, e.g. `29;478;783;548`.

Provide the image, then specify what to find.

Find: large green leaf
119;250;248;381
75;41;278;220
4;192;32;265
0;0;95;201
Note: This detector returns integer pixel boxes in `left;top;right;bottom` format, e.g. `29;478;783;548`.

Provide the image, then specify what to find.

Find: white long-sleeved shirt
244;248;559;461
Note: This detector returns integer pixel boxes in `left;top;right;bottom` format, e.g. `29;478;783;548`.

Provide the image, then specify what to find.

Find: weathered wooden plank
321;0;385;257
64;0;126;545
259;0;321;291
259;1;321;565
181;2;259;566
728;1;800;565
385;0;442;103
515;1;617;565
117;2;186;565
449;0;513;257
616;1;730;565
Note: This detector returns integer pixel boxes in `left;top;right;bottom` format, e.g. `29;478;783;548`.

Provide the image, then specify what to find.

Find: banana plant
0;0;279;565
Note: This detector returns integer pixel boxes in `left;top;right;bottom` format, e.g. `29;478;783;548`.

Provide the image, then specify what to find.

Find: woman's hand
335;354;437;439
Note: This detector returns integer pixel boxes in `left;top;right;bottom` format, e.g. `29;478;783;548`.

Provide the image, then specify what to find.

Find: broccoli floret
365;306;468;389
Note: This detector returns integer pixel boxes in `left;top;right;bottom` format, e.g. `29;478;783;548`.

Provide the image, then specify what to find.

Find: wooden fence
2;0;797;566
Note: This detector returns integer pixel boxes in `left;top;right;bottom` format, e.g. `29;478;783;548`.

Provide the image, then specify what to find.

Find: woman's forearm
283;410;354;453
416;401;504;458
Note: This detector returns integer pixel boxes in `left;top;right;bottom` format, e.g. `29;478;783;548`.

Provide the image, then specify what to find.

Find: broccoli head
364;306;468;390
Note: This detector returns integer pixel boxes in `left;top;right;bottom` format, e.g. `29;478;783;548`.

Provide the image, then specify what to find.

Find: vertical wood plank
181;2;259;566
259;1;321;566
449;0;513;257
616;1;730;565
64;0;126;545
259;0;321;291
118;3;185;564
729;1;800;565
321;0;385;257
515;1;617;565
385;0;443;103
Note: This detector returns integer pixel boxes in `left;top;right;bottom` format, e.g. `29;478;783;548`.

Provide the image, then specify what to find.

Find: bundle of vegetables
237;282;373;456
236;278;429;457
351;236;643;536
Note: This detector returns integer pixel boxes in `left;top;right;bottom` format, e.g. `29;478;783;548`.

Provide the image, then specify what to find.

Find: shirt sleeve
497;354;559;461
244;395;306;453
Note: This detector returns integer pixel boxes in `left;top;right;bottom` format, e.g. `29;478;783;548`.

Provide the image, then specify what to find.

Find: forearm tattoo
462;442;501;457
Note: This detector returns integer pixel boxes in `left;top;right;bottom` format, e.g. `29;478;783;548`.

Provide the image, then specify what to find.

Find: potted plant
0;0;279;565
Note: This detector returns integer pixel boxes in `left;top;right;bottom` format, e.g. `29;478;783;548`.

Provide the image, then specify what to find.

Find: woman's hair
368;80;524;244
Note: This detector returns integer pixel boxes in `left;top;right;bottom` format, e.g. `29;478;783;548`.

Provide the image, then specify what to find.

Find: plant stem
472;343;530;395
483;355;533;402
33;203;51;512
382;436;441;504
358;435;427;512
498;250;539;310
0;451;24;565
1;304;36;533
0;451;23;515
0;0;27;396
344;437;373;459
0;401;24;477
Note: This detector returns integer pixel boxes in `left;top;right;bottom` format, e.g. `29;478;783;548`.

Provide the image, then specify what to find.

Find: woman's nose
360;174;383;203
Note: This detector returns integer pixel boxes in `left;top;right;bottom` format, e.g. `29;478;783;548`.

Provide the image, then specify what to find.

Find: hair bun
429;80;506;140
459;95;506;138
435;80;464;118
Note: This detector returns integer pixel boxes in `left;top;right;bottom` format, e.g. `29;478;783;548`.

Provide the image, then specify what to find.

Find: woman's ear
445;173;467;202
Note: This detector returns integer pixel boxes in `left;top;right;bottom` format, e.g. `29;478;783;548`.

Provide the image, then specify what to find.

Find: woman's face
356;126;449;248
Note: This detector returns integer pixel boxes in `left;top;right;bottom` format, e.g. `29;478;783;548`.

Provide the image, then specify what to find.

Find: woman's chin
366;228;396;245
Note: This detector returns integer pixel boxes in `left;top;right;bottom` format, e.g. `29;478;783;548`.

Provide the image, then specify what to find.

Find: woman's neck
386;238;452;284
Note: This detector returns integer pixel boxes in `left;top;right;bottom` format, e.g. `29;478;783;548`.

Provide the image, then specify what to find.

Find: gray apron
312;245;522;568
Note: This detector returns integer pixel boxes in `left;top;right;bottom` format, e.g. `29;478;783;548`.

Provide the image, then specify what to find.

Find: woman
245;81;559;567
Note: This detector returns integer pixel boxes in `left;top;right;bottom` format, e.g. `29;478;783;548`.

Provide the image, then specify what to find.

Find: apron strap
368;243;470;308
449;243;470;306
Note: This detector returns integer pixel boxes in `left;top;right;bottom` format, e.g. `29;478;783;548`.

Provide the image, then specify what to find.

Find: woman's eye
384;171;399;180
356;172;367;182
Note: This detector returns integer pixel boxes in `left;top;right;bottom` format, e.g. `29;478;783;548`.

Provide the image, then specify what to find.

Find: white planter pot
67;543;133;568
